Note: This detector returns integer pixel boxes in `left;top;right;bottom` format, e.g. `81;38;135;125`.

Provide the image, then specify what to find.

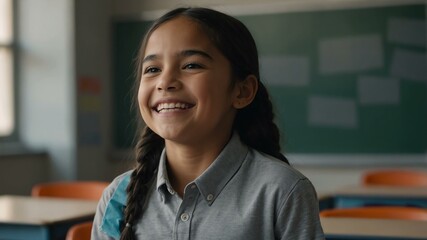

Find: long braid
120;127;164;240
235;82;289;164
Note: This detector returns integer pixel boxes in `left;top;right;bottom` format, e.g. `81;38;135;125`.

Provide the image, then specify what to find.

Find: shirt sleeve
274;178;325;240
91;180;119;240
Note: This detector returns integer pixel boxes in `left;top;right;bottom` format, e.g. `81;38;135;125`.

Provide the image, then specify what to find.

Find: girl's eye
144;67;160;74
183;63;203;69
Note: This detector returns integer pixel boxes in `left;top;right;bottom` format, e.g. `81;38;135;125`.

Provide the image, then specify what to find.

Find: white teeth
156;102;189;112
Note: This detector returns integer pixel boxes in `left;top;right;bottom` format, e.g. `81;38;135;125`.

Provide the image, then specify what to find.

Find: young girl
92;7;324;240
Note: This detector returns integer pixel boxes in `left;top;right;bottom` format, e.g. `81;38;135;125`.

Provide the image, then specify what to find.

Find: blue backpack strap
100;173;131;238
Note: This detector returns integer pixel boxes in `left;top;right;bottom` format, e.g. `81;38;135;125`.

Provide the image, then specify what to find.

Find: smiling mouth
154;102;193;113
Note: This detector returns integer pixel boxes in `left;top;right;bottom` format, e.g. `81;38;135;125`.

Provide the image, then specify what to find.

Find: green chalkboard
113;4;426;153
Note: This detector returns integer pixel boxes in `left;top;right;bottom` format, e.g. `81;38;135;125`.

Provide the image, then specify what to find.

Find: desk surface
321;217;427;239
334;186;427;197
0;195;98;225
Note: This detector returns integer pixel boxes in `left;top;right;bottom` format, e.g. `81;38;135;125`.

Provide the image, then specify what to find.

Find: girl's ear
233;75;258;109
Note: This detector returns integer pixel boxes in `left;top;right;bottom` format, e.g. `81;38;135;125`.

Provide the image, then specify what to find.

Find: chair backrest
363;170;427;187
320;206;427;221
32;181;109;200
66;221;93;240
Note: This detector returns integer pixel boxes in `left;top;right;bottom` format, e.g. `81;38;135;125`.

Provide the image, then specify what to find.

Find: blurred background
0;0;426;196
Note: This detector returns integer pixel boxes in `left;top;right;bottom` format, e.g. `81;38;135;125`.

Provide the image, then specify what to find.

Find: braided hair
120;7;289;240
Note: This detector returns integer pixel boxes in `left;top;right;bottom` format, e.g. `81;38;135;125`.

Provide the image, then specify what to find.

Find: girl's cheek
137;85;149;110
140;89;156;121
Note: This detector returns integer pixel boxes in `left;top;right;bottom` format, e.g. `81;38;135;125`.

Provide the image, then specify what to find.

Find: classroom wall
75;0;111;180
0;0;76;194
74;0;135;181
18;0;76;180
111;0;426;16
1;0;133;194
0;0;117;194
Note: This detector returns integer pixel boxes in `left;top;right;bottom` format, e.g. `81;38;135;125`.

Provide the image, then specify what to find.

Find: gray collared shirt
92;133;324;240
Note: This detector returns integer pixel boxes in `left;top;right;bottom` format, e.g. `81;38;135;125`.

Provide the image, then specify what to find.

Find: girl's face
138;16;240;147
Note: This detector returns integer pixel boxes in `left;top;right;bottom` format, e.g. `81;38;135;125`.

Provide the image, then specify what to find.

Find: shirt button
207;194;214;201
180;213;190;222
191;184;196;189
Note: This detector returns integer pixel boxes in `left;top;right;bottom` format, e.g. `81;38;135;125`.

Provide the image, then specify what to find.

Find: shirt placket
173;183;200;240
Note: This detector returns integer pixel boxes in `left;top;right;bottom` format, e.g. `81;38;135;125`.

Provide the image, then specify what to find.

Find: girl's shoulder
245;148;310;188
98;170;133;238
111;170;133;188
239;149;318;211
103;170;133;199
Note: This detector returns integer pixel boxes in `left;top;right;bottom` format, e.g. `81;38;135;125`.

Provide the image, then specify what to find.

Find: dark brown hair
121;7;288;240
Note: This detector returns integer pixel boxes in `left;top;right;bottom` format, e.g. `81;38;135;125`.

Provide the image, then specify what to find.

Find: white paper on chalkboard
388;18;426;47
358;76;400;105
390;49;427;83
260;55;310;86
319;34;383;74
308;96;358;128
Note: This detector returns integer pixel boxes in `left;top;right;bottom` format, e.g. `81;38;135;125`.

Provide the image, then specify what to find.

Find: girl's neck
164;135;231;197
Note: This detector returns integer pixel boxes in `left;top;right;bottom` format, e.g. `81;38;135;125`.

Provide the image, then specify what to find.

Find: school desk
0;195;98;240
321;217;427;240
332;186;427;209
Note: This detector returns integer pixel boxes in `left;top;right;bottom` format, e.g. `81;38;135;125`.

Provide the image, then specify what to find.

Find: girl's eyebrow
180;49;213;60
142;54;158;64
142;49;213;64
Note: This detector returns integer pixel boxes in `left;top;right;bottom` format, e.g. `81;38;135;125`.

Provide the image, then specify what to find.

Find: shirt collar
156;132;248;205
196;133;248;205
156;149;175;198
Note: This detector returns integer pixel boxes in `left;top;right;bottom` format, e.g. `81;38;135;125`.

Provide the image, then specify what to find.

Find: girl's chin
156;130;187;141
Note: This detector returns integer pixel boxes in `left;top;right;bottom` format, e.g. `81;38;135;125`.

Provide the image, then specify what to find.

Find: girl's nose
156;70;181;91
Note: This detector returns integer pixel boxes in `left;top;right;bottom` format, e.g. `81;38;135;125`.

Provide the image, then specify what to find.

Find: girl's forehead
144;17;216;53
151;17;204;37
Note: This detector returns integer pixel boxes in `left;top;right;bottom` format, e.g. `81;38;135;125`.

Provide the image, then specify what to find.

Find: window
0;0;14;138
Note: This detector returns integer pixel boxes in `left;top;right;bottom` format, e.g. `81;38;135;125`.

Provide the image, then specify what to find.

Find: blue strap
100;173;130;238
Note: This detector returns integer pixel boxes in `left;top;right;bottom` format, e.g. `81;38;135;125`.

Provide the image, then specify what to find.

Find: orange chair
363;170;427;187
32;181;109;201
66;221;93;240
320;206;427;221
